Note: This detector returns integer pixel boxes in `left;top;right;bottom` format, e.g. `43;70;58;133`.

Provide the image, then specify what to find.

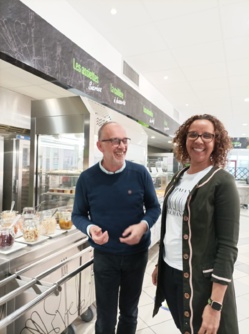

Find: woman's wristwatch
208;298;223;311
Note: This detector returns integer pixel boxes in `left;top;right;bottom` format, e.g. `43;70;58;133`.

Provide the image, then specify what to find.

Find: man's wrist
87;224;95;237
140;220;149;231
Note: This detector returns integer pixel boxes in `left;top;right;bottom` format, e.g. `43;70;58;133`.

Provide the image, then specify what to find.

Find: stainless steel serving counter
236;182;249;209
0;228;95;334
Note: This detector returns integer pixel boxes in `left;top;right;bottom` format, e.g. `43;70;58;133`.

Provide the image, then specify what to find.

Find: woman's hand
152;265;158;286
198;304;221;334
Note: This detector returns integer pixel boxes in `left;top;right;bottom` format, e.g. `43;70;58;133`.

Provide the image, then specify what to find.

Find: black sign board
0;0;179;136
231;138;249;149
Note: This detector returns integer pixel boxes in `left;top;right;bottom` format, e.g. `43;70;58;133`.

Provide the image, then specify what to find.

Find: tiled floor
72;209;249;333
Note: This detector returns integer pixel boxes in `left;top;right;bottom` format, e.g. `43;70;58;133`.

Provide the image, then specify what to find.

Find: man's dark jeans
94;248;148;334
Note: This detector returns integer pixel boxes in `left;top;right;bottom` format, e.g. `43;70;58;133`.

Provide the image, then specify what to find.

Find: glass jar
22;207;36;220
22;219;40;242
58;211;73;230
1;210;18;219
40;210;57;235
0;215;20;235
0;226;15;249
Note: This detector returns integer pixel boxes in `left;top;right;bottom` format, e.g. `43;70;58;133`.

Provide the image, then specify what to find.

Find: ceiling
65;0;249;137
1;0;249;150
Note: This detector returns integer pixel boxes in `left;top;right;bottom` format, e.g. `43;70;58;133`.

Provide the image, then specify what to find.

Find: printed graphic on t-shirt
167;187;190;216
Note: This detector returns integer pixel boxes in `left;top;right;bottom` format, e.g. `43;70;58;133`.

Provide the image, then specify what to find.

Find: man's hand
119;222;147;245
152;266;158;286
89;225;109;245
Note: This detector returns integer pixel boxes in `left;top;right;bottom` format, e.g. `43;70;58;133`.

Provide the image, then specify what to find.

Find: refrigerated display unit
29;96;91;210
32;134;84;210
3;136;30;213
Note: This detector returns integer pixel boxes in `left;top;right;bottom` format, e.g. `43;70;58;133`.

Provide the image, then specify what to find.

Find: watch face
212;301;222;311
208;298;222;311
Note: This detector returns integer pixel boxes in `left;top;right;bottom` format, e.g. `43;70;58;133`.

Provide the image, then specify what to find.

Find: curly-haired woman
152;114;240;334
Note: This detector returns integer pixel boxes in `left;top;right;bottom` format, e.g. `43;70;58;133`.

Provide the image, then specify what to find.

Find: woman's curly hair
173;114;232;168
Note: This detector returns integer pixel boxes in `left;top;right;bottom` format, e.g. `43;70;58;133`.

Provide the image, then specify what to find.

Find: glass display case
29;96;91;210
3;137;30;212
36;134;84;210
148;152;179;193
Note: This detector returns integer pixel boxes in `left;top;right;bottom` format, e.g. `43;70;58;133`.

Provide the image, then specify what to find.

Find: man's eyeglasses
101;137;131;146
187;132;215;143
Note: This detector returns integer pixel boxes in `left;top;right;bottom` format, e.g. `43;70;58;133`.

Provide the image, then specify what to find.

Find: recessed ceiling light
110;8;117;15
185;103;189;107
244;98;249;102
242;123;248;126
151;136;155;139
163;76;168;80
168;140;172;143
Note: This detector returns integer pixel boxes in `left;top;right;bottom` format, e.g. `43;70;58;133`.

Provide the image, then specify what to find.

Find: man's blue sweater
72;160;161;254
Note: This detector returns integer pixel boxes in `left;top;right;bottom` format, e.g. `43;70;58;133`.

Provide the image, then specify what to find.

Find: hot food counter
0;227;95;334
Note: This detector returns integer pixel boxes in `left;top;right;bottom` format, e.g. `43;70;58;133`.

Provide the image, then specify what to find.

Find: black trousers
161;261;184;331
93;248;148;334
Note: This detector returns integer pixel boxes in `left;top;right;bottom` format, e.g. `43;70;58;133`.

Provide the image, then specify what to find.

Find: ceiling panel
127;50;177;73
105;24;167;57
155;9;222;49
221;1;249;38
143;0;218;20
182;63;227;81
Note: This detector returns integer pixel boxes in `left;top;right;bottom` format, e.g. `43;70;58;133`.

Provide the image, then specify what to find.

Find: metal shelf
42;191;75;198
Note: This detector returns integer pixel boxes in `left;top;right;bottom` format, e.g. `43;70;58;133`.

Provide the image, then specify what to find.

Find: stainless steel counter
0;228;95;334
236;182;249;209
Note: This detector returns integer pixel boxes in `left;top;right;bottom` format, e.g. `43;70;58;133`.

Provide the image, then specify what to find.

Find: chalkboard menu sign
0;0;179;136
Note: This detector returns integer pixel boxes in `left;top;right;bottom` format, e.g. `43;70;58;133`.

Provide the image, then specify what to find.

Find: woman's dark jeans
94;248;148;334
161;261;184;331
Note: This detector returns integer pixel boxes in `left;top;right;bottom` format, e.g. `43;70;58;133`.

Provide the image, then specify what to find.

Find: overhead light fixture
242;123;248;126
185;103;189;107
168;140;172;143
163;76;168;80
244;98;249;102
110;8;117;15
151;136;155;139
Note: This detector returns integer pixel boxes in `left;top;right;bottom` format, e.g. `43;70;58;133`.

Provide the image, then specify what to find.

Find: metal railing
0;239;93;331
